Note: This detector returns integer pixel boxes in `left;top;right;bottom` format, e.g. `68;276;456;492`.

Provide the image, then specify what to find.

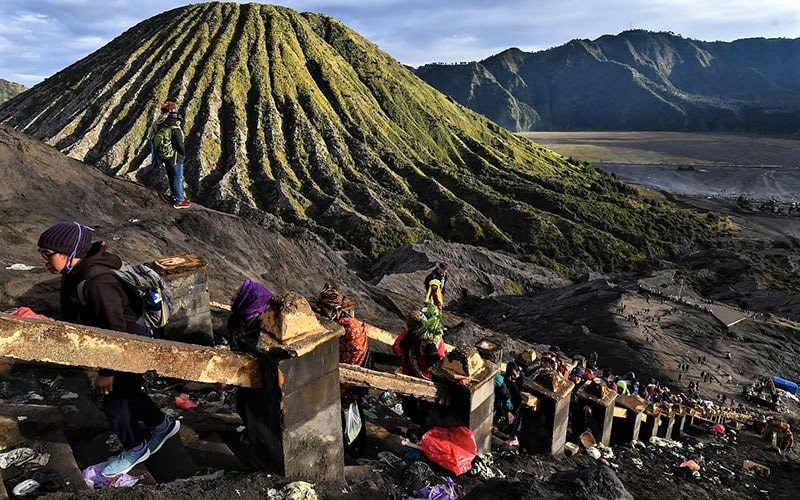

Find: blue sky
2;0;799;87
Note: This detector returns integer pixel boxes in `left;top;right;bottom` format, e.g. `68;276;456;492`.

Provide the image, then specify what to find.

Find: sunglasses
39;249;57;258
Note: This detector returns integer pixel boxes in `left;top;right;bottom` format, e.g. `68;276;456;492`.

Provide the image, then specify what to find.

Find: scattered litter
743;459;770;476
363;409;378;420
377;451;406;470
83;461;141;488
421;426;477;476
12;479;40;496
127;218;140;223
6;263;35;271
711;423;726;435
266;480;318;499
175;394;199;410
236;425;246;433
679;460;701;471
586;447;602;459
390;403;404;416
470;453;504;480
174;469;225;483
60;391;80;400
631;457;644;469
17;415;27;421
409;477;458;500
649;436;683;449
0;447;49;469
26;391;45;402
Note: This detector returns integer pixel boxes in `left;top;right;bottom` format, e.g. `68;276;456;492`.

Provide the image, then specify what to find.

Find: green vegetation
0;4;723;276
0;79;26;105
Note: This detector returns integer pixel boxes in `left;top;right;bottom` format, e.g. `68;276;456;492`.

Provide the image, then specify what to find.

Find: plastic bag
421;426;477;476
343;400;362;445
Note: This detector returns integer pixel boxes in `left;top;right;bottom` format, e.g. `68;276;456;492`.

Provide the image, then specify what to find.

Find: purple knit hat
231;279;273;321
37;221;95;273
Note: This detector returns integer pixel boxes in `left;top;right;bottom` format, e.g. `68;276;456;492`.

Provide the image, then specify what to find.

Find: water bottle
146;291;162;310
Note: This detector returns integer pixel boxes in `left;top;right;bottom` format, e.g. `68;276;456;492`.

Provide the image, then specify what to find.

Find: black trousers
103;372;164;449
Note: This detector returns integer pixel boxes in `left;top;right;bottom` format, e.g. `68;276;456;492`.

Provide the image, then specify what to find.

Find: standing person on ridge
147;99;177;169
37;221;180;478
152;111;190;209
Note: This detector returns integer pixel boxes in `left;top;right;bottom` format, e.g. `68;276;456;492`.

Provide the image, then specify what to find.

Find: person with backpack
37;221;180;478
152;111;190;209
147;100;177;169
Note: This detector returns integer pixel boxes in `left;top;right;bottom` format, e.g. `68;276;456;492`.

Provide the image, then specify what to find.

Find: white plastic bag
343;400;362;445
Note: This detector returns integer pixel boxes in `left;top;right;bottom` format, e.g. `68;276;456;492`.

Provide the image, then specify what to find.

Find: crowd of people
28;216;794;480
32;220;455;477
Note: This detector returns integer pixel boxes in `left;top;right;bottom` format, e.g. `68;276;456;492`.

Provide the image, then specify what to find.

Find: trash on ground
12;479;40;496
742;459;770;476
175;394;200;410
410;476;458;500
266;480;318;499
421;426;477;476
679;459;701;471
6;263;35;271
83;461;141;488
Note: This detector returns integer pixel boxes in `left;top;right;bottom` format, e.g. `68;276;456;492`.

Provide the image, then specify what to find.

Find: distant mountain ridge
0;5;717;275
416;30;800;133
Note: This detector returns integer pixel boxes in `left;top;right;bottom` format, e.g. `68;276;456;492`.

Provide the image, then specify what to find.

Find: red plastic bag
420;426;477;476
175;394;199;410
711;423;725;435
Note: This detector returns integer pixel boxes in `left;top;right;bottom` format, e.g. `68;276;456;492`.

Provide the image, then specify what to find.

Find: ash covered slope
0;123;391;325
0;3;716;272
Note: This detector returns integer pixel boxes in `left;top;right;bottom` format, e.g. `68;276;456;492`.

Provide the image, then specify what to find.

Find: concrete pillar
575;379;617;446
671;407;688;440
152;254;213;345
611;395;646;445
658;412;675;438
519;369;574;455
639;404;662;440
236;293;345;483
431;348;497;455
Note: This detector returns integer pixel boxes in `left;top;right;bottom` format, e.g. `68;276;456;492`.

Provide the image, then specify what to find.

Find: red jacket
392;328;445;380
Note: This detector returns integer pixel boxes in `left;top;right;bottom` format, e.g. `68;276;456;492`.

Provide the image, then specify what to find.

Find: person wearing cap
37;222;179;478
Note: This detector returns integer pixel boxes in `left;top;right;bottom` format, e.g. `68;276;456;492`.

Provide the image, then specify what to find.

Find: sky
2;0;799;87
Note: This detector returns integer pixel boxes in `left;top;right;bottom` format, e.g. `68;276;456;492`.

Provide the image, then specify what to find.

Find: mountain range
416;30;800;133
0;3;720;276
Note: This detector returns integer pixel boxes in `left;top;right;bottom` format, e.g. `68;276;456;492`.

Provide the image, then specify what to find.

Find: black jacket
60;242;137;376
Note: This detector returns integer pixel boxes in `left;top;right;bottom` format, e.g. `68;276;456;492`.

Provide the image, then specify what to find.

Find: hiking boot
173;199;191;209
101;445;150;477
147;418;181;456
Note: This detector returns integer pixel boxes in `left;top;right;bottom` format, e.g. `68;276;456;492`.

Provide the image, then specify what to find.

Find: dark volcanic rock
464;467;634;500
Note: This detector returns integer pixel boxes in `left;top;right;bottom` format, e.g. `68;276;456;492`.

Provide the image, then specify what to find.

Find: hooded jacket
60;241;137;335
60;242;138;377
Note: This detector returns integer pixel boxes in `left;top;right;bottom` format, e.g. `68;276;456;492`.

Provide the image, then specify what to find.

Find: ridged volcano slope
0;3;717;271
